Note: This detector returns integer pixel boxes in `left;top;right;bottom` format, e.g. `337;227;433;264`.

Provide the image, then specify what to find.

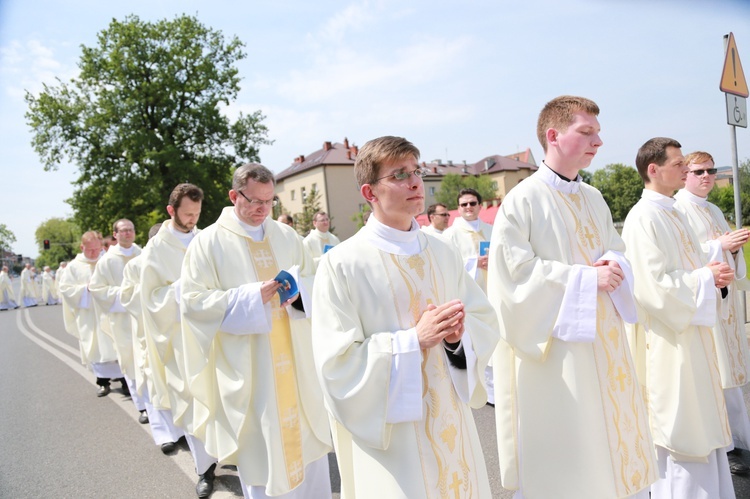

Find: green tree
579;170;593;184
351;204;372;230
0;224;16;254
34;218;80;269
434;174;498;210
296;187;322;237
590;163;643;222
25;14;272;247
708;158;750;225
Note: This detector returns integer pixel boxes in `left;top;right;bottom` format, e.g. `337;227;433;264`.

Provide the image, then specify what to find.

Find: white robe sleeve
551;264;597;342
386;328;422;423
600;250;638;324
220;281;272;335
690;267;717;327
108;291;127;313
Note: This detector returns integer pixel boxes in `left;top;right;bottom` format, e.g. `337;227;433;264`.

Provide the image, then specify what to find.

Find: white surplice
303;228;341;267
0;270;18;310
444;215;493;291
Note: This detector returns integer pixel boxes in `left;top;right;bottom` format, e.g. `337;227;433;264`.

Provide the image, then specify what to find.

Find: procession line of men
17;93;749;499
2;262;62;310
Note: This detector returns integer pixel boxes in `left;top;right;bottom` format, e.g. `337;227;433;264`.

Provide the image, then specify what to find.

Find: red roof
416;205;500;228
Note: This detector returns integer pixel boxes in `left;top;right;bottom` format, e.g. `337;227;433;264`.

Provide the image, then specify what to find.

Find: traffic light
43;239;50;250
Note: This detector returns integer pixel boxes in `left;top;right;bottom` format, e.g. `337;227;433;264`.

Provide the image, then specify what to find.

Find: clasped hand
260;280;298;308
416;299;465;349
707;261;734;288
594;260;624;292
718;228;750;253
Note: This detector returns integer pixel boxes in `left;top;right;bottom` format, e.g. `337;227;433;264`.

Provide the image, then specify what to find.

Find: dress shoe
728;449;750;475
138;410;149;424
117;378;130;396
161;441;177;454
196;463;216;498
97;384;111;397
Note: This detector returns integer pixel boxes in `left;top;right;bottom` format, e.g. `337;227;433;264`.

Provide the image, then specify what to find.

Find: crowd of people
6;94;750;499
0;262;62;310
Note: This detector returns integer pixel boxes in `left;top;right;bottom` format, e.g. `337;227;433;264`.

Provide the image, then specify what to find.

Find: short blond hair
537;95;600;152
81;230;103;245
354;136;420;188
684;151;714;167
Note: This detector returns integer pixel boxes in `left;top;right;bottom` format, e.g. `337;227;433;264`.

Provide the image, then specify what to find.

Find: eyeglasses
237;190;278;207
459;201;479;208
433;213;450;217
373;168;428;183
689;168;718;176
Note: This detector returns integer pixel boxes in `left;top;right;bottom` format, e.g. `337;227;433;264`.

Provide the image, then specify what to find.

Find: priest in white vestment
444;189;492;292
89;219;144;411
623;137;736;499
58;231;124;396
181;164;332;499
489;96;657;499
139;184;218;498
674;150;750;476
41;266;59;305
303;211;341;267
312;136;498;499
420;202;450;235
18;264;37;307
0;266;19;310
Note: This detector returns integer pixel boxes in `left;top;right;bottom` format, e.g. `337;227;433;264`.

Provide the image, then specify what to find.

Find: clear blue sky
1;0;749;258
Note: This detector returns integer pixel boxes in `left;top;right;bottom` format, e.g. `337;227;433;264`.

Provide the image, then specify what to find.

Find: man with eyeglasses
303;211;340;267
489;96;657;498
180;163;332;498
623;138;736;498
311;136;498;498
421;203;450;235
140;184;219;498
89;219;141;405
675;151;750;477
444;189;493;292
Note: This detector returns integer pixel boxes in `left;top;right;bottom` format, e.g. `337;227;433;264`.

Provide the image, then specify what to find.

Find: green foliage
34;218;80;269
295;187;322;237
590;163;643;222
25;14;272;247
579;170;593;184
352;204;372;230
0;224;17;253
708;159;750;226
434;174;498;210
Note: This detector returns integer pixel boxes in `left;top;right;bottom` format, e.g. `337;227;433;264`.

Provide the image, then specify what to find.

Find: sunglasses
459;201;478;208
689;168;718;176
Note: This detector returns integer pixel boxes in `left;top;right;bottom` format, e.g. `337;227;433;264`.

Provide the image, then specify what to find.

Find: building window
291;190;295;200
301;187;306;200
429;186;435;196
312;183;317;193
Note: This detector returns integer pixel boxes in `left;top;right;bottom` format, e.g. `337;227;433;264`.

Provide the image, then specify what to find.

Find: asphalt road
2;301;750;498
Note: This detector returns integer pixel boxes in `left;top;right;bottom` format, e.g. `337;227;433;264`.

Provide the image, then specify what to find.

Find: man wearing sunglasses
675;151;750;477
421;203;450;235
444;189;493;291
489;96;657;498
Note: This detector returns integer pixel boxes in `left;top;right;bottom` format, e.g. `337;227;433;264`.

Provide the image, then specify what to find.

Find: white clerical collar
674;188;708;207
641;188;676;209
169;221;198;247
363;214;423;256
431;226;444;234
118;245;136;257
536;161;582;194
231;209;266;241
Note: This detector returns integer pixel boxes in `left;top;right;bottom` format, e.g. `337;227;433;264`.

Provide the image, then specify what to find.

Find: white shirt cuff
552;264;597;342
386;328;423;423
600;251;638;324
221;282;272;335
690;267;717;327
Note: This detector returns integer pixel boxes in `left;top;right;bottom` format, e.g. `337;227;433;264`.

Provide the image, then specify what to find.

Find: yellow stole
247;238;304;489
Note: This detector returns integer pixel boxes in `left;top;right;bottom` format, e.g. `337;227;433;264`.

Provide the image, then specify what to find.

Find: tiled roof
275;139;359;181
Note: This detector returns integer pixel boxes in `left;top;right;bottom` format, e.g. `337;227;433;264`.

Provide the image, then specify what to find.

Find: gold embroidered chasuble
623;192;731;461
58;252;119;366
89;244;142;381
312;229;498;499
180;208;331;497
303;228;341;266
489;172;656;498
674;191;750;389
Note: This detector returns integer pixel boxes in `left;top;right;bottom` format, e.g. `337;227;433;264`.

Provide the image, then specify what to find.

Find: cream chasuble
444;217;492;292
0;270;18;310
622;190;731;461
675;189;750;389
312;221;498;499
303;228;341;267
488;166;656;498
41;271;58;304
139;220;197;423
89;244;142;381
19;267;37;306
58;252;118;366
120;255;148;398
180;208;331;497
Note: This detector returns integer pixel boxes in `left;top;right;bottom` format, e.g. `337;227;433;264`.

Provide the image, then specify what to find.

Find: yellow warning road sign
721;32;749;98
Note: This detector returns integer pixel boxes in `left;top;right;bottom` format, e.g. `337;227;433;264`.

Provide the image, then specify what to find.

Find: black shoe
486;402;495;407
116;378;130;396
728;449;750;475
138;410;149;424
196;463;216;498
97;384;111;397
161;441;177;454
